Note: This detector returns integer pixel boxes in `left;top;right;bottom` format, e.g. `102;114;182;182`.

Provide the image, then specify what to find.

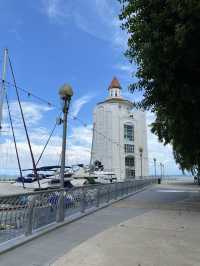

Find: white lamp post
139;147;143;179
153;158;157;178
59;84;73;188
160;163;163;179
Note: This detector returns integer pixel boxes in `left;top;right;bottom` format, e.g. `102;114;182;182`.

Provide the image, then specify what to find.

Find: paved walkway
52;181;200;266
1;181;200;266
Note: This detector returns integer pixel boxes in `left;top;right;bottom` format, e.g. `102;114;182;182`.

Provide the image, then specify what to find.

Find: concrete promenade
1;180;200;266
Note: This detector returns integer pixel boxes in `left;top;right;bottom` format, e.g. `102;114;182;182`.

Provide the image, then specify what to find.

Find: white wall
91;100;148;180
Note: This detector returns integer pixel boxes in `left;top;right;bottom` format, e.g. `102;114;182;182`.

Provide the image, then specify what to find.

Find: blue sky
0;0;183;175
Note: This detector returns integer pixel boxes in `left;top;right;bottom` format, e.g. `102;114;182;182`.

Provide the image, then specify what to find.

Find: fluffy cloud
0;124;92;174
3;101;52;127
0;101;59;173
0;100;92;175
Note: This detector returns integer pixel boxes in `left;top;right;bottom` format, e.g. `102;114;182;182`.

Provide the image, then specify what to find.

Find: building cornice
97;98;135;109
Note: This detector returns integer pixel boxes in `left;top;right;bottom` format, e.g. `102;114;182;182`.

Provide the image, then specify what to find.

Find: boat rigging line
0;79;56;108
8;55;41;188
36;113;61;167
5;93;25;188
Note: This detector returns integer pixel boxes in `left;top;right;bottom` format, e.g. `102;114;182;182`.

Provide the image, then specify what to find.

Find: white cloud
0;99;92;174
93;0;127;49
116;64;133;74
70;94;93;117
66;125;93;165
66;145;91;166
3;101;52;127
1;100;58;172
146;111;182;175
41;0;127;50
42;0;68;20
45;0;60;18
0;124;92;174
69;125;92;146
0;139;62;172
114;62;139;84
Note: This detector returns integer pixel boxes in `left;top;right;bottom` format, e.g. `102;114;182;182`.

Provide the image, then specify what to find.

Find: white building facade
91;77;148;181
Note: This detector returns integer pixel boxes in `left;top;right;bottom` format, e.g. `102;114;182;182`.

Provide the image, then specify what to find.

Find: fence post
80;187;86;213
123;182;126;196
119;182;122;197
96;186;100;207
110;183;114;200
25;195;37;236
107;185;110;203
56;190;65;223
114;182;118;199
131;181;133;192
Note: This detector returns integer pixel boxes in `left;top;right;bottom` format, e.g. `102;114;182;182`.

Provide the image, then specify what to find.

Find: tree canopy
119;0;200;175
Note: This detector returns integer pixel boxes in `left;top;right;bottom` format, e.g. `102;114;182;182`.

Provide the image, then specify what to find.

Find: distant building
91;77;148;180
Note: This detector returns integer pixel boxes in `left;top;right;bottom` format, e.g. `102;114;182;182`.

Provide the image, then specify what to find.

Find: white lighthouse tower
91;77;148;180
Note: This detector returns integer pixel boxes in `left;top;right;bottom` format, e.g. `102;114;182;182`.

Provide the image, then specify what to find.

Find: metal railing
0;179;156;247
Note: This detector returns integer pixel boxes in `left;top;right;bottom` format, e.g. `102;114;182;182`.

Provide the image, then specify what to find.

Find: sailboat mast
0;48;8;130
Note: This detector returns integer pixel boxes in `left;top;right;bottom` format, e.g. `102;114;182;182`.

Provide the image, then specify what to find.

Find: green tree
119;0;200;175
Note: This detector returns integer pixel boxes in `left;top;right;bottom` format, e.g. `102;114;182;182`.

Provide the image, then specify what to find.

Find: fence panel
0;179;157;246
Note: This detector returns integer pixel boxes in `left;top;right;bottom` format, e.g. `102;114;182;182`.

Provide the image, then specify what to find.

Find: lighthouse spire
108;77;121;98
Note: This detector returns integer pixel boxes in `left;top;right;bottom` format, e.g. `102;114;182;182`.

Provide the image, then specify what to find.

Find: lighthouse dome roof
108;77;121;90
97;77;134;109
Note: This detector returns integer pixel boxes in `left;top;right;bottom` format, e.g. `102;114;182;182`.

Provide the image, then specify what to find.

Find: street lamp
153;158;157;178
59;84;73;188
139;147;143;179
160;162;163;180
162;164;165;179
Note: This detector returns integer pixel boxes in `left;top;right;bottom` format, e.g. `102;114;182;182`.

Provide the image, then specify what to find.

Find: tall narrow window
124;124;134;141
125;156;135;167
124;144;134;153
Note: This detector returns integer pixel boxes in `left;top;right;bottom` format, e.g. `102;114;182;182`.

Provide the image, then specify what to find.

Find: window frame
124;144;134;153
125;156;135;167
124;124;134;141
125;168;135;179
